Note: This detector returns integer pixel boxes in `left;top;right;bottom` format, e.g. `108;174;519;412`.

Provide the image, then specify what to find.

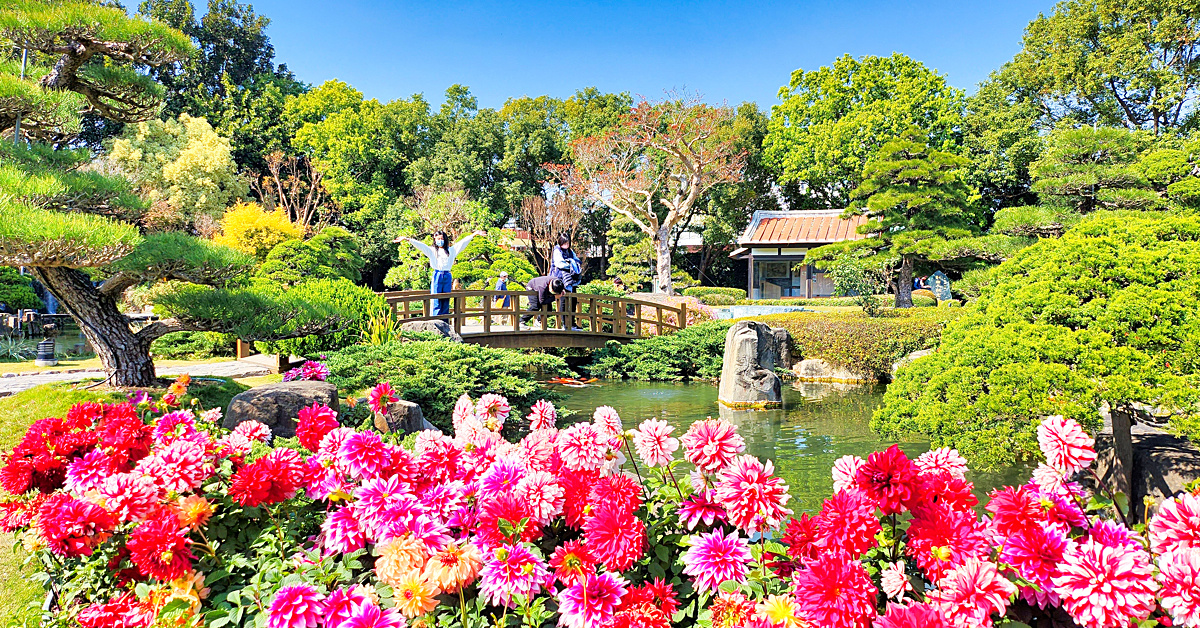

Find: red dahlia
855;445;919;515
126;513;193;581
296;402;339;452
37;493;116;557
229;448;305;507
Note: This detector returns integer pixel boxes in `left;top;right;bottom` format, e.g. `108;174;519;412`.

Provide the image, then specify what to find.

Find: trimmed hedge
699;293;738;306
682;286;747;300
753;309;961;379
324;340;569;431
731;295;937;308
590;320;734;381
150;331;236;359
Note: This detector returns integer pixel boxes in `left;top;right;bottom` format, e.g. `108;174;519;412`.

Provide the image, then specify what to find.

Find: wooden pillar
747;253;755;300
1111;407;1135;523
236;339;251;359
678;301;688;330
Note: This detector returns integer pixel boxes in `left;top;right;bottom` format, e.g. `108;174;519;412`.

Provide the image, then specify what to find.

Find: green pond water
556;380;1029;514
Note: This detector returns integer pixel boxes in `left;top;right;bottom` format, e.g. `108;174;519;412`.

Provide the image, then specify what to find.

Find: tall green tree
810;130;980;308
998;0;1200;133
1031;126;1160;213
961;77;1045;210
763;53;966;208
0;0;343;386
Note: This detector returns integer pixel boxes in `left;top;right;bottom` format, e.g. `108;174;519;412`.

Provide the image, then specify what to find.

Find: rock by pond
224;380;339;440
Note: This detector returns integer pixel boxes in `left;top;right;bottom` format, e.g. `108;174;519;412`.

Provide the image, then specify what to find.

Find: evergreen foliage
256;226;364;286
213;201;303;260
0;267;41;311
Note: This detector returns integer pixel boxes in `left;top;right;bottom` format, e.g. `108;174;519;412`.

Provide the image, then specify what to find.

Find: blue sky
245;0;1056;109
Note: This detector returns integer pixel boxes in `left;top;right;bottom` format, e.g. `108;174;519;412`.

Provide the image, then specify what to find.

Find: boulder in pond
400;320;463;342
792;358;872;383
223;381;339;440
718;321;783;408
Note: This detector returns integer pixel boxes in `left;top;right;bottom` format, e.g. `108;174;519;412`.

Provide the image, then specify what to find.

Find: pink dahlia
855;445;919;515
584;502;645;572
985;486;1044;537
999;525;1068;608
875;602;950;628
1157;548;1200;628
1149;492;1200;554
514;470;564;523
905;503;990;582
526;399;557;431
1051;538;1158;628
1088;519;1139;550
592;406;623;439
64;449;118;494
322;505;366;553
325;586;372;627
927;558;1016;628
135;439;213;493
557;422;609;472
478;543;552;607
338;431;391;479
451;394;476;432
831;455;864;492
297;403;339;452
476;393;510;431
914;447;968;479
340;603;406;628
816;488;882;557
680;419;745;474
353;476;419;541
881;561;912;600
1037;415;1096;475
478;457;526;496
153;410;200;445
368;382;398;415
631;419;678;468
550;540;596;586
1030;463;1070;497
268;584;325;628
229;447;305;507
232;420;272;443
557;571;628;628
682;529;752;592
781;513;821;564
713;455;792;533
99;472;160;522
792;551;877;628
677;490;727;530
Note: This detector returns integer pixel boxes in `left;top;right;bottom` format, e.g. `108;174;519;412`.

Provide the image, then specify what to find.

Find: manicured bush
912;288;937;301
257;277;385;356
0;266;41;311
256;226;365;286
576;280;627;297
754;309;960;380
149;330;236;359
876;211;1200;469
590;320;734;381
323;340;569;430
698;292;737;306
681;286;747;300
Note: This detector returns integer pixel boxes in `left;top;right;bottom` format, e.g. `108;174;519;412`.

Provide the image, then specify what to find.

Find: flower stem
665;465;686;500
459;588;468;628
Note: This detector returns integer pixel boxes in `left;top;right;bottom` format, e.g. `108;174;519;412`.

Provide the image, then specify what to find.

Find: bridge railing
378;289;688;340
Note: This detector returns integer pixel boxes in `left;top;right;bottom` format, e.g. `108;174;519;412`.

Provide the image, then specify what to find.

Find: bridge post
679;301;688;330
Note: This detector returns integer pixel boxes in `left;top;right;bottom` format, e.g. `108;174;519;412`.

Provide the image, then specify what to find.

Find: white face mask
435;239;445;247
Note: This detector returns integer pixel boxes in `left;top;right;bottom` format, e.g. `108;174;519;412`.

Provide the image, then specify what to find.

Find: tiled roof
739;210;869;245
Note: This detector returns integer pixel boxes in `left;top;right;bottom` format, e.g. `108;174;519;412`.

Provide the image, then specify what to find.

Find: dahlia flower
339;431;391;479
478;543;551;607
478;457;526;496
135;439;213;494
1088;519;1139;550
712;455;792;533
985;486;1044;537
874;602;950;628
340;603;406;628
708;591;757;628
925;558;1013;628
323;505;365;553
297;403;339;452
792;551;877;628
831;455;864;493
232;420;271;443
816;488;881;557
451;394;475;432
229;447;305;507
584;501;645;572
392;571;439;618
77;593;155;628
514;470;565;523
99;472;160;522
1030;463;1069;496
680;419;745;474
477;491;542;546
154;410;200;445
557;571;628;628
999;524;1068;608
1149;492;1200;554
37;493;116;557
678;490;728;530
422;541;483;593
527;399;557;430
756;595;805;628
905;503;991;582
914;447;968;479
172;495;215;531
368;382;398;414
1051;538;1158;628
881;561;912;600
682;529;752;592
592;405;622;439
267;584;325;628
97;411;152;467
589;472;643;517
549;540;596;586
126;513;193;581
64;449;117;494
1037;415;1096;475
855;444;919;515
1157;548;1200;628
781;513;821;564
631;419;678;467
324;586;373;627
622;578;679;618
476;393;510;431
557;422;609;472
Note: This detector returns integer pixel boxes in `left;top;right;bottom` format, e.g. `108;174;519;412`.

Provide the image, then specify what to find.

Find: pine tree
0;0;344;386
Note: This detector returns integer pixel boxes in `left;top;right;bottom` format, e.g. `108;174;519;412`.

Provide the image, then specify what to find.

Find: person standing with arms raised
395;229;485;318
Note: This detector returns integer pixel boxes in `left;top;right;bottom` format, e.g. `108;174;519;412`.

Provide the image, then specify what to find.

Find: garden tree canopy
762;53;966;208
961;77;1045;210
548;95;745;295
0;267;41;311
808;131;982;308
997;0;1200;133
877;211;1200;469
0;0;345;387
255;226;364;287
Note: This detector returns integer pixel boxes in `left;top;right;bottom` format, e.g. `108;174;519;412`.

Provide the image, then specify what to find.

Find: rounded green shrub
591;320;734;381
258;278;384;356
699;293;737;306
682;286;747;300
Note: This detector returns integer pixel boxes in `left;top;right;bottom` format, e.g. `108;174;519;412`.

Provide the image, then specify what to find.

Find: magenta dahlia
682;529;752;592
927;558;1016;628
296;403;339;452
368;382;398;414
267;584;325;628
1051;538;1158;628
557;571;628;628
64;448;118;494
322;505;366;553
37;493;116;557
584;501;645;572
338;431;391;479
713;454;792;534
792;551;878;628
478;543;552;607
874;602;950;628
816;488;881;558
99;472;160;522
999;524;1068;608
680;419;745;474
677;490;727;530
126;513;193;581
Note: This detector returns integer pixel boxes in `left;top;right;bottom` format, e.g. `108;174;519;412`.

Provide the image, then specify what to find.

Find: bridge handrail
378;289;688;339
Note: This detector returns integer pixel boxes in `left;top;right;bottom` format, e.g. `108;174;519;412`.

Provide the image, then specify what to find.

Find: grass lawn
0;355;231;375
0;378;250;625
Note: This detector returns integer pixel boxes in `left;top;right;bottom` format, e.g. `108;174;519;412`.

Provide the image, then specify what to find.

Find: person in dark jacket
550;234;582;330
521;276;565;328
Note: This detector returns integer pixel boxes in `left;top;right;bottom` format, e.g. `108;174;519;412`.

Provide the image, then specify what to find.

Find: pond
555;380;1029;514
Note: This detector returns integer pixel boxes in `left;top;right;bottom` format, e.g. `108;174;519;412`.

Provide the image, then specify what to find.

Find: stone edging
0;368;105;378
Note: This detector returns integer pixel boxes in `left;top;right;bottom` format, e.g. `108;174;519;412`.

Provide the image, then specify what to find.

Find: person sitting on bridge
395;229;485;318
521;276;565;330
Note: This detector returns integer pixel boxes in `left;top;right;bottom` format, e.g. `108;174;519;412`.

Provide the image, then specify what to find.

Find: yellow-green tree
213;201;302;260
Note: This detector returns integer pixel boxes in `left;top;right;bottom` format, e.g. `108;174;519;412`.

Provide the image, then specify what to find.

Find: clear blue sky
246;0;1056;109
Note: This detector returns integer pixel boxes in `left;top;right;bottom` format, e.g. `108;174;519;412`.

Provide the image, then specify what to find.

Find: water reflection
555;380;1028;513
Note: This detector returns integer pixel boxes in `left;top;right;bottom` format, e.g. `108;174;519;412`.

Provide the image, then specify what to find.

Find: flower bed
1;375;1198;627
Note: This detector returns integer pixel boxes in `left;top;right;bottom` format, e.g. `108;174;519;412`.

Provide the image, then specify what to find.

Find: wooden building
729;210;869;299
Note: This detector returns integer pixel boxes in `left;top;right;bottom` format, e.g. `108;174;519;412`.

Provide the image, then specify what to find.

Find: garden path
0;360;271;396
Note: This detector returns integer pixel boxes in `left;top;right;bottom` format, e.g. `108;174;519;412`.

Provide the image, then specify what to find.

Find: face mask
436;239;445;247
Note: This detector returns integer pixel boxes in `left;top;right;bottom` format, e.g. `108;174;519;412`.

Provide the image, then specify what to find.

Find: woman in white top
395;229;484;317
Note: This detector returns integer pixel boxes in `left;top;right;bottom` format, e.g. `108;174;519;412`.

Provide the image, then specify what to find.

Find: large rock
400;320;463;342
223;381;339;440
373;399;438;434
718;321;783;408
792;358;871;383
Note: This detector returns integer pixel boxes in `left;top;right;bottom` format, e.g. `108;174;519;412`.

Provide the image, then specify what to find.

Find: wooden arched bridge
378;290;690;349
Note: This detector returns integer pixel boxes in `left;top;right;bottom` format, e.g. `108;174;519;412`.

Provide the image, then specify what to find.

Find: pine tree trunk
653;228;674;295
895;256;914;308
32;266;157;387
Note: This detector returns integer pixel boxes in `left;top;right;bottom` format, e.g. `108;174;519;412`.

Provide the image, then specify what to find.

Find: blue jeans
431;270;453;316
